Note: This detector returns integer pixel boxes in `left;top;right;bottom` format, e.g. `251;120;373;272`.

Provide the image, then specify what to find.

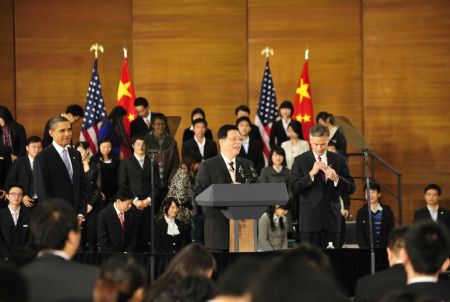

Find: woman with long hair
258;204;289;251
98;106;132;159
281;120;310;169
0;106;27;159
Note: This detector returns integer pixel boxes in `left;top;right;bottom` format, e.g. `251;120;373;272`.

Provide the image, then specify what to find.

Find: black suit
238;138;265;174
130;115;152;138
356;204;395;248
250;123;263;144
354;264;406;302
270;119;302;148
21;253;98;302
404;281;450;300
33;144;87;216
194;155;255;250
182;138;217;161
5;155;35;198
414;206;450;230
97;204;141;253
0;206;30;259
291;150;355;248
0;143;12;191
154;217;190;254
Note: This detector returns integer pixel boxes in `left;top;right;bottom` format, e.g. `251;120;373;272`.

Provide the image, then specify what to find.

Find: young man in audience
5;136;42;211
414;183;450;229
182;118;217;161
130;96;152;137
401;221;450;300
0;183;30;259
354;226;409;302
236;116;264;174
97;189;142;253
42;104;84;148
234;104;262;144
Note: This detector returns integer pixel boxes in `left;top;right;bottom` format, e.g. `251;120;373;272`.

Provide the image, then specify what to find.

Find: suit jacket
0;123;27;157
238;138;265;174
97;204;142;253
270;119;302;148
250;123;263;144
414;206;450;230
354;264;406;302
5;155;35;197
330;127;347;157
0;206;30;258
33;144;87;215
194;155;255;250
182;127;213;142
404;281;450;300
356;204;395;248
0;143;12;190
182;138;217;162
154;217;190;254
21;254;98;302
258;166;294;200
130;115;152;138
291;150;355;232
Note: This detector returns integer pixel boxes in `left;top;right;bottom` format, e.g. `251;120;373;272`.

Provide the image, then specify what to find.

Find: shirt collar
371;203;383;213
426;205;439;213
194;136;206;146
313;151;327;161
52;140;69;154
38;249;71;261
8;205;20;215
407;276;438;285
272;165;283;173
28;155;35;163
164;215;175;223
221;153;236;165
113;203;122;216
134;154;145;161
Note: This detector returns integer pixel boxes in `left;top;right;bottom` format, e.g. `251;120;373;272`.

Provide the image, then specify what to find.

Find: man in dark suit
235;104;262;144
130;97;153;137
5;136;42;211
194;124;256;251
34;116;87;220
182;118;217;161
97;189;142;253
402;221;450;300
414;183;450;230
236;116;264;174
0;183;31;259
21;199;98;302
354;226;409;302
291;124;355;248
0;142;12;201
42;104;83;148
270;100;301;148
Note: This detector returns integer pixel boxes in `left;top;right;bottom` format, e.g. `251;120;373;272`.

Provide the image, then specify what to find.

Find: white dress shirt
282;119;290;136
407;276;438;285
52;141;73;173
8;205;20;226
427;205;439;222
194;136;206;157
164;215;180;236
221;153;236;183
242;137;250;154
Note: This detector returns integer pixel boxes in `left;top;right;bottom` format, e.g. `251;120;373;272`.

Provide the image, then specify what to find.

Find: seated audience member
155;197;190;254
236;116;264;173
0;142;12;198
0;105;27;159
316;111;347;157
97;189;142;253
281;120;310;169
98;106;132;158
93;254;146;302
145;113;180;201
131;97;153;137
235;104;262;144
356;182;395;248
354;226;409;302
174;275;216;302
270;100;298;148
21;199;98;302
5;136;42;212
145;243;216;301
182;118;217;161
401;221;450;300
182;107;213;142
0;262;29;302
0;184;30;259
258;205;289;251
42;104;83;148
414;183;450;230
280;243;333;274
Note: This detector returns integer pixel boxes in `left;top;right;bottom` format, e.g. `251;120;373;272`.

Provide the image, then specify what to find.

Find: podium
195;183;289;252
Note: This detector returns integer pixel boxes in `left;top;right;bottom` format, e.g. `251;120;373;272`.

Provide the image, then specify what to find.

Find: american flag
80;59;107;154
254;59;278;160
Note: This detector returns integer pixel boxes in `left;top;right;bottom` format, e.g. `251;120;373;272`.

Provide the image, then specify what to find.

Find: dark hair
95;255;146;302
108;106;127;123
134;97;149;108
151;113;166;125
181;152;203;177
364;181;381;193
48;115;70;131
217;258;263;296
235;105;250;116
266;205;288;231
0;106;22;138
174;275;216;302
279;100;294;112
191;108;206;121
217;124;239;140
30;199;79;250
327;114;336;125
405;221;450;275
315;111;329;124
309;124;330;137
73;141;90;151
145;243;216;301
163;197;180;216
327;140;337;149
65;104;84;117
0;262;29;302
424;183;441;196
281;243;333;274
236;116;251;127
387;226;409;256
26;136;42;145
288;120;303;138
192;118;207;128
6;183;24;194
116;188;134;202
131;134;145;146
268;146;287;167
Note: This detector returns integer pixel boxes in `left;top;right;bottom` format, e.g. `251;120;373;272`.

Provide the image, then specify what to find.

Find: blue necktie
62;149;73;182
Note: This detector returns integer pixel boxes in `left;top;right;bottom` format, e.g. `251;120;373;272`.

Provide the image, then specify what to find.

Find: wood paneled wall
0;0;15;113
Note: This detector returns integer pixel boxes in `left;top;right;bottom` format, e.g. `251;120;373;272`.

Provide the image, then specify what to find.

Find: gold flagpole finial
123;47;128;59
305;49;309;60
261;47;274;59
90;43;104;58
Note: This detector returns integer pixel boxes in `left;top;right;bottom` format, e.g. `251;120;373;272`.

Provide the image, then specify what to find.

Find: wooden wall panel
15;0;132;139
364;0;450;224
132;0;248;142
0;0;15;114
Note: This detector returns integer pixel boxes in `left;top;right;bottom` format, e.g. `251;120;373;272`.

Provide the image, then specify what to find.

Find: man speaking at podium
194;124;255;252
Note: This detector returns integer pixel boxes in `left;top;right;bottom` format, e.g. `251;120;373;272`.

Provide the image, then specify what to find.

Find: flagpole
305;49;309;60
90;43;104;58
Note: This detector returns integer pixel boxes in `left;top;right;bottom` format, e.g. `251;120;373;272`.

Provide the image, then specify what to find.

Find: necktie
118;212;124;230
228;161;236;183
228;161;235;172
13;212;18;226
318;156;326;181
139;158;144;169
62;149;73;182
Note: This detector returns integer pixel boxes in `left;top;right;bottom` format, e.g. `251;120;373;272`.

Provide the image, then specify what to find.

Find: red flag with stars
292;52;314;141
117;55;136;158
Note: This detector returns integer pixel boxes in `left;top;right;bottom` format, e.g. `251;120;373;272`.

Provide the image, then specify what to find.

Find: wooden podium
195;183;289;252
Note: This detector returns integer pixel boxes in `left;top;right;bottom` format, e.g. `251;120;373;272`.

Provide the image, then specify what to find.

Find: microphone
146;149;161;154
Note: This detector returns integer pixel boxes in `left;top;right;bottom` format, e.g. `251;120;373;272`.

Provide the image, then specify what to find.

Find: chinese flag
117;56;136;158
293;56;314;141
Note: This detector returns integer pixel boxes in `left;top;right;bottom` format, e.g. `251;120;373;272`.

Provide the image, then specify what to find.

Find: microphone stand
147;149;159;283
362;148;375;275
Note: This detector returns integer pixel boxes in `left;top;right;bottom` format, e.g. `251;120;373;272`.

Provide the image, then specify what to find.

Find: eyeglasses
227;137;244;143
8;192;23;197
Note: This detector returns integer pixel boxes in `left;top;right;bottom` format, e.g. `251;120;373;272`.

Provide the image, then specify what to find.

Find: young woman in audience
0;105;27;159
154;198;190;254
98;106;131;159
281;120;310;169
258;205;289;251
144;243;216;301
182;107;213;142
316;111;347;157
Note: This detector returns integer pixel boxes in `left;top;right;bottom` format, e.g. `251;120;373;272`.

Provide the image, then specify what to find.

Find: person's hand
23;195;34;207
325;166;339;182
142;199;151;208
341;209;350;219
133;199;144;210
310;161;327;177
87;204;93;213
77;215;85;226
0;190;6;199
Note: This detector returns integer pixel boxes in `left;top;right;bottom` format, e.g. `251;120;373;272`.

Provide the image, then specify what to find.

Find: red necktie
118;212;124;230
318;156;326;181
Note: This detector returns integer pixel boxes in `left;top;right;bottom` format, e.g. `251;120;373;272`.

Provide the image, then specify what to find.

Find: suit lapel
218;156;233;183
49;145;73;185
68;148;79;186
